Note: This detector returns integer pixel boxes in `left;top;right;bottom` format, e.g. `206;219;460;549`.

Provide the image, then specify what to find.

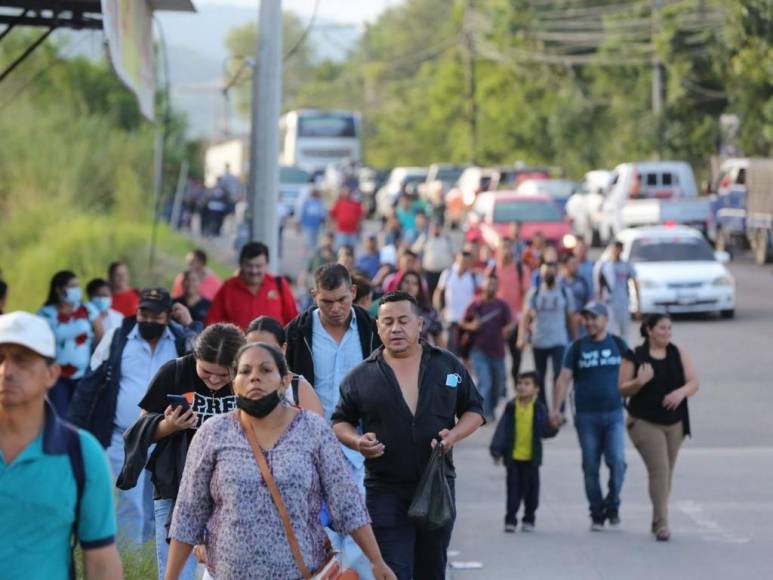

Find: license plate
676;294;697;305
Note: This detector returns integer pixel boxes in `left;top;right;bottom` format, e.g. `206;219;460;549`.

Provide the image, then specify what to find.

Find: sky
199;0;405;26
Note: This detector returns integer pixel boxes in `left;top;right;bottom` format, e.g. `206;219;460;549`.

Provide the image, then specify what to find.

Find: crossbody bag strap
238;411;312;579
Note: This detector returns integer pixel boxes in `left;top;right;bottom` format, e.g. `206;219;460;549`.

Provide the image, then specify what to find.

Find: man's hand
170;303;193;327
372;559;398;580
516;337;528;350
163;405;198;433
357;432;385;458
466;317;481;332
431;428;457;454
549;411;562;430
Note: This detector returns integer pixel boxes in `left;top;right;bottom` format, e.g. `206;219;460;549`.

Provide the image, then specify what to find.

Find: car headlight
712;275;734;287
639;279;660;289
562;234;577;249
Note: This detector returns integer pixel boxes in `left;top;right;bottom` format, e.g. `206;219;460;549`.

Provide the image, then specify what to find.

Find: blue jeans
154;499;196;580
470;348;506;420
335;232;359;250
303;226;321;254
107;428;155;547
574;409;627;521
325;461;373;580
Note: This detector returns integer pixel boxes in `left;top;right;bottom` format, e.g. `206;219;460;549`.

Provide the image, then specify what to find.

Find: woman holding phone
137;323;246;580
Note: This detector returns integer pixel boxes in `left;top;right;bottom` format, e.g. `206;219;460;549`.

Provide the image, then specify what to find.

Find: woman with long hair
619;313;699;541
165;342;396;579
398;270;443;346
135;323;246;580
38;270;101;417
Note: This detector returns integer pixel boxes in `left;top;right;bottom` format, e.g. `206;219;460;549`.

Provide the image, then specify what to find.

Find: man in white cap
0;311;122;579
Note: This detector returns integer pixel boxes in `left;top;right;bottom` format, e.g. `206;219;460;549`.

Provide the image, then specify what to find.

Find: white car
375;167;428;217
617;226;736;318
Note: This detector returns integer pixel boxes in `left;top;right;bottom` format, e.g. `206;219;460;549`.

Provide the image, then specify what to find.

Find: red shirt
112;289;140;317
205;274;299;329
330;198;363;234
171;271;223;301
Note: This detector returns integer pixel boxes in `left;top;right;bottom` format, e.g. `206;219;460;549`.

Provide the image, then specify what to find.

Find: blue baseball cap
581;302;608;318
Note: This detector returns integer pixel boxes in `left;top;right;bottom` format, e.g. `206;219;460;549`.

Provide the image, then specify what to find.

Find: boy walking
490;371;557;532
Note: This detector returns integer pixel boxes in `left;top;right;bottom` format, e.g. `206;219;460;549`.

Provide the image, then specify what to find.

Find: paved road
199;223;773;579
448;257;773;580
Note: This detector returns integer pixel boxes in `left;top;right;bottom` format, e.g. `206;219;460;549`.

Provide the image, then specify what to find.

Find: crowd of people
0;189;701;579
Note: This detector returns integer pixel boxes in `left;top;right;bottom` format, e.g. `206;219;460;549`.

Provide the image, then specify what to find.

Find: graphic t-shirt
563;334;629;413
139;353;236;430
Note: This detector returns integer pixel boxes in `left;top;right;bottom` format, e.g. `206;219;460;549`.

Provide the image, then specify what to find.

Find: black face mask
544;274;556;286
138;321;166;341
237;391;282;418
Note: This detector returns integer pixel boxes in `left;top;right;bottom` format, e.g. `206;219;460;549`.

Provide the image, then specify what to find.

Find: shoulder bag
238;411;358;580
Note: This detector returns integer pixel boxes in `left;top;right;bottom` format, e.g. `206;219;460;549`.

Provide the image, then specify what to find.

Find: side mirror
715;251;731;264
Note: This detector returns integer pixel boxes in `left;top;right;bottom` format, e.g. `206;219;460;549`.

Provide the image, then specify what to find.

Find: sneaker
521;522;535;533
607;510;621;527
590;519;605;532
504;523;517;533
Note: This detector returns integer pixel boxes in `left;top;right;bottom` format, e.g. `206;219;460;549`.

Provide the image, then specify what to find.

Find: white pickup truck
599;161;711;243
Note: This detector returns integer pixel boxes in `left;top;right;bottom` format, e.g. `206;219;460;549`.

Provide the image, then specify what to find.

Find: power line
284;0;321;62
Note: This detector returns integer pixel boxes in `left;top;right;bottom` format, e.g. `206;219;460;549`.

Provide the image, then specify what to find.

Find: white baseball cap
0;311;56;359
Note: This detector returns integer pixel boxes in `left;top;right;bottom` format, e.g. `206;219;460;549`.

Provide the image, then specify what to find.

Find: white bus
279;109;362;173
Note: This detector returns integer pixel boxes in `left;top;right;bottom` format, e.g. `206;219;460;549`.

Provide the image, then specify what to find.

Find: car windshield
629;237;716;262
493;200;563;223
436;167;464;183
403;174;427;185
298;114;356;138
279;167;311;183
538;181;577;199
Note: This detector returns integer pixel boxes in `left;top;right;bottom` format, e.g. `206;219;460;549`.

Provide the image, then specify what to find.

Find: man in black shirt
332;291;485;580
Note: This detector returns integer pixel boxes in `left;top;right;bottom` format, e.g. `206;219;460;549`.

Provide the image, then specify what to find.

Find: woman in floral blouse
166;342;396;580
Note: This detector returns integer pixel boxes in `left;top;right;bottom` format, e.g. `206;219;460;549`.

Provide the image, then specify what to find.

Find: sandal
655;528;671;542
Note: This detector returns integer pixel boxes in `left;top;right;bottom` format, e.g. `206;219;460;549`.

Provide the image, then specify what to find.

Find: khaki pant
626;416;684;533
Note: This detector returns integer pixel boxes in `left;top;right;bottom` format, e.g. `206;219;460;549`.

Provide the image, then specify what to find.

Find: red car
465;191;577;252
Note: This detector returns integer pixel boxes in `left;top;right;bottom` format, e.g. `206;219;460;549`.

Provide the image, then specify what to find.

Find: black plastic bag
408;445;455;530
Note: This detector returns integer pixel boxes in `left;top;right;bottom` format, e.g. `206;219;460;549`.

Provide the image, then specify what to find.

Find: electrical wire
283;0;321;62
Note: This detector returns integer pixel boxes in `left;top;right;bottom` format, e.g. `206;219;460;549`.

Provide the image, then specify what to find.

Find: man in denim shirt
285;264;381;579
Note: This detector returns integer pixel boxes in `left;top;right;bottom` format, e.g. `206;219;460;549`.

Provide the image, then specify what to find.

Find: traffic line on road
676;500;751;544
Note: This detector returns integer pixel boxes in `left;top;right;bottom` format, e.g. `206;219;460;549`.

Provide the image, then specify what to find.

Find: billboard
101;0;155;120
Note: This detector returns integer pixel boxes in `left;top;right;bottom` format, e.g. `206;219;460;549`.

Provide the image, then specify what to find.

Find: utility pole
248;0;283;271
463;0;478;164
651;0;664;158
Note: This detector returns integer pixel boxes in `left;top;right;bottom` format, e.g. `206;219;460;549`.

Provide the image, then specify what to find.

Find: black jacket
117;412;190;500
489;399;557;466
69;316;199;448
285;305;381;386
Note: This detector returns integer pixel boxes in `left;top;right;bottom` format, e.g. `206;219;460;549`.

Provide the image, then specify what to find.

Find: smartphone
166;394;191;412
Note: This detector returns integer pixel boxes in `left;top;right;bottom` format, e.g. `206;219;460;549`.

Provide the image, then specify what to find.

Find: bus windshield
298;114;356;138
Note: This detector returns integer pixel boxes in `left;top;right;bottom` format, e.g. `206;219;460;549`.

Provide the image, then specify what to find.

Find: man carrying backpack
518;260;577;411
552;302;631;532
0;312;122;579
70;288;200;549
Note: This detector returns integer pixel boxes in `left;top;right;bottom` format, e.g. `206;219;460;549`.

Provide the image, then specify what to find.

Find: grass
75;542;158;580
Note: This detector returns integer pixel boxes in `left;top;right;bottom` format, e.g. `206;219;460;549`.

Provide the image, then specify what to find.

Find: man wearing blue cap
552;302;631;532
